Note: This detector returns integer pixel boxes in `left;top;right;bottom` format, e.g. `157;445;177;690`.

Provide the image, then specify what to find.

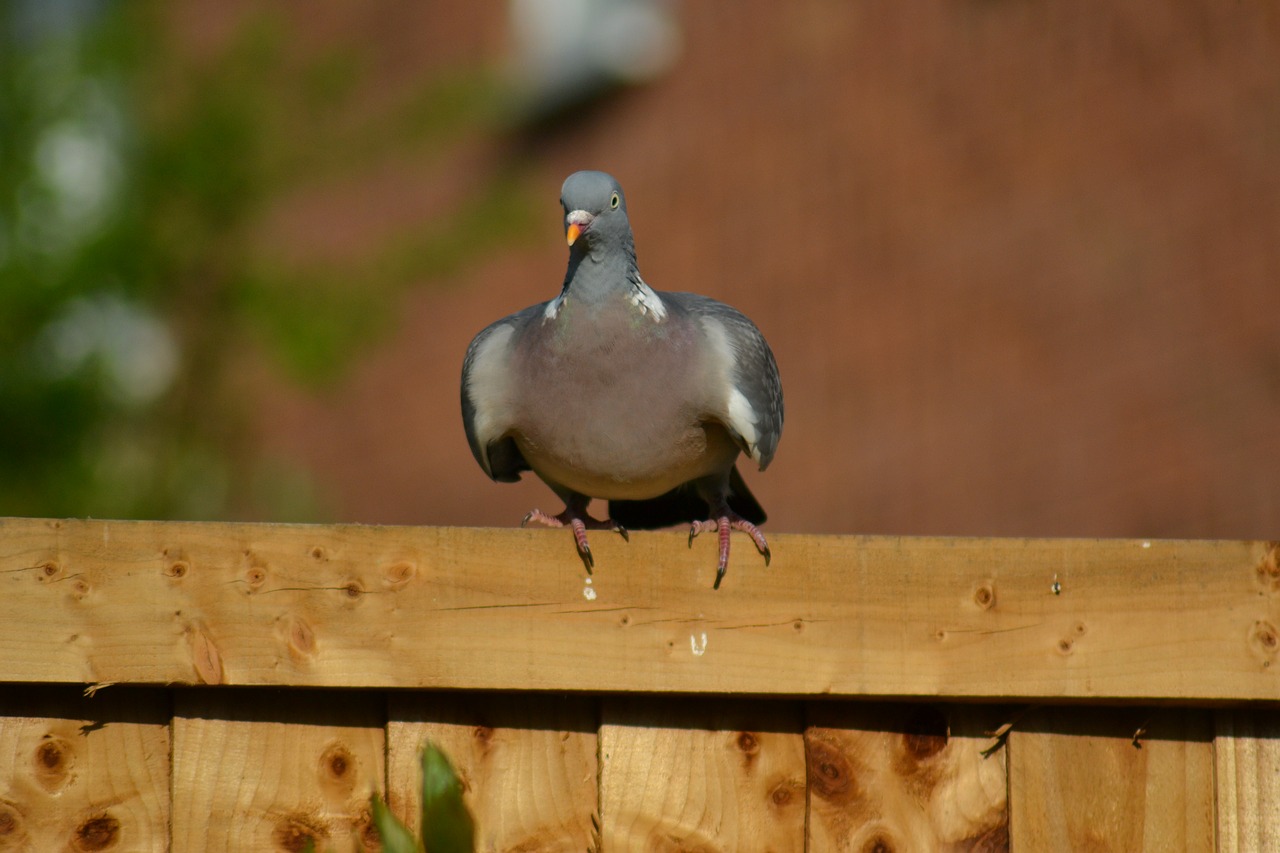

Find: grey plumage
461;170;783;587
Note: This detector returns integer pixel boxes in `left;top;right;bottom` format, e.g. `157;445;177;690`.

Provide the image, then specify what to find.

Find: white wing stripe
727;387;760;462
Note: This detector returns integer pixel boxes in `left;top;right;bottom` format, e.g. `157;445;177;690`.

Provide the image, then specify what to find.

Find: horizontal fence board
1;517;1277;699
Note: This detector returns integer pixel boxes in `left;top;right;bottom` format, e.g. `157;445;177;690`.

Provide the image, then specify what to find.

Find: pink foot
522;508;628;571
688;511;771;589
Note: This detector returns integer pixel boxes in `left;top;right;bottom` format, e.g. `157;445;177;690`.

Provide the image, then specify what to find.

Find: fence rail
1;518;1277;850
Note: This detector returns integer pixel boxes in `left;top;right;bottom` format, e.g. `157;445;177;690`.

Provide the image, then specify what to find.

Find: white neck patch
543;294;564;321
629;278;667;322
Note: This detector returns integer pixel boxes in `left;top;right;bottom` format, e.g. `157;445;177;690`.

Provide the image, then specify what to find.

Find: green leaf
419;742;476;853
370;790;422;853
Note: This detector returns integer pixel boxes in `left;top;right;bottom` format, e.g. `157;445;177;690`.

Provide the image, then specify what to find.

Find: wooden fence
0;517;1276;851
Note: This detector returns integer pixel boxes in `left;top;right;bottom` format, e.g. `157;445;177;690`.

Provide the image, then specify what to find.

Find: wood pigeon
461;170;783;588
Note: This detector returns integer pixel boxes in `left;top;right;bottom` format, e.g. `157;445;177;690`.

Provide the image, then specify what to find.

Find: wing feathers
460;316;529;482
672;294;784;470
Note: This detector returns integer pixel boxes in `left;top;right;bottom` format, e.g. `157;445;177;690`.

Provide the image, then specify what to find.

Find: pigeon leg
522;503;629;572
689;508;771;589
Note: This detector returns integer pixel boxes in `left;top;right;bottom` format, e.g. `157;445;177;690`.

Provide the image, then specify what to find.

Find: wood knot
34;735;74;791
343;581;364;600
323;748;350;778
244;566;267;590
37;738;65;769
1056;637;1074;655
188;624;225;685
72;578;91;599
272;815;326;852
1257;543;1280;594
383;561;415;589
973;583;996;610
861;832;897;853
902;706;949;760
768;779;802;808
286;616;317;659
351;804;378;849
39;561;60;579
1249;620;1279;664
318;743;357;798
736;731;760;755
962;823;1010;853
310;546;327;561
72;813;120;852
805;736;856;801
0;801;23;837
473;724;494;742
164;561;189;579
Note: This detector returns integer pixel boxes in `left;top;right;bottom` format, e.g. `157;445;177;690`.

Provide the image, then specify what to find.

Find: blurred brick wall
248;1;1279;539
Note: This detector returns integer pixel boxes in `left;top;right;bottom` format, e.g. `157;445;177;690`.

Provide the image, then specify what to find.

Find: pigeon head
560;171;631;252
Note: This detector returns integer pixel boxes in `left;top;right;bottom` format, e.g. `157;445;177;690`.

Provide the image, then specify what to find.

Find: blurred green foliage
0;2;537;521
371;741;476;853
298;741;475;853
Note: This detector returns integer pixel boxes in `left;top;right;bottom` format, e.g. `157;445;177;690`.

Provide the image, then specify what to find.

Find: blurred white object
509;0;681;118
39;294;180;406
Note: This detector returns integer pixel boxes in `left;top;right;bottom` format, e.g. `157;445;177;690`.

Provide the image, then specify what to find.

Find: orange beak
565;210;594;246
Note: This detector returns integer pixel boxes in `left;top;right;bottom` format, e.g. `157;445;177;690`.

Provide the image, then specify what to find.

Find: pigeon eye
610;192;620;210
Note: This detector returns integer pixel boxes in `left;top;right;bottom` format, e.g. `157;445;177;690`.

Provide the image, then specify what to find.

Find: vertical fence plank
1008;707;1214;851
804;703;1008;852
0;686;170;851
387;693;600;852
1215;710;1280;852
598;697;806;852
170;688;386;852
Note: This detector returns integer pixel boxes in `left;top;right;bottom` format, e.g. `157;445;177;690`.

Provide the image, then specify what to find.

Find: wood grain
805;703;1008;852
1214;710;1280;852
598;697;806;852
170;689;385;852
1007;707;1214;852
0;518;1277;700
386;693;599;852
0;687;170;852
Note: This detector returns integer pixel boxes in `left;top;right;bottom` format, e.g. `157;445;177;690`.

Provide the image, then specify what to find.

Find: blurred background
2;0;1277;539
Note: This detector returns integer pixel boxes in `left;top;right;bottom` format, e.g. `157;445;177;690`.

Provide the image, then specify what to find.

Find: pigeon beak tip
566;223;582;246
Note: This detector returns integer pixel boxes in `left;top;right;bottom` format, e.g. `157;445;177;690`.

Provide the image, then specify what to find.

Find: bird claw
686;519;715;548
522;507;627;575
522;509;563;529
687;514;770;589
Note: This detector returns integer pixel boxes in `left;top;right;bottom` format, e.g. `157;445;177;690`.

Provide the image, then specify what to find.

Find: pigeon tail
608;466;765;530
